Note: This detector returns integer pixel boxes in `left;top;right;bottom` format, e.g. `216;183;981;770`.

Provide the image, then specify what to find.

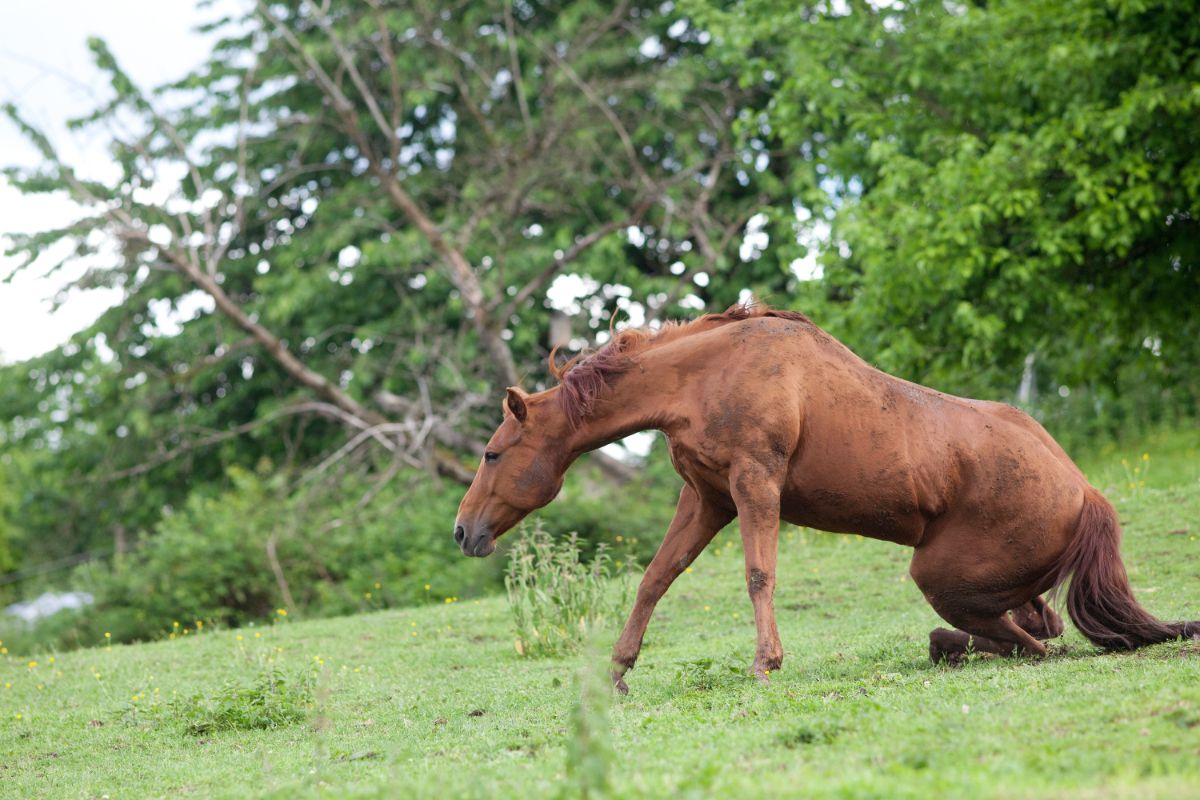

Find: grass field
2;448;1199;798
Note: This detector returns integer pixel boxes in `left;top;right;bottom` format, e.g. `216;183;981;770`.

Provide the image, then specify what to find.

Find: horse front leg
730;462;784;682
611;484;733;694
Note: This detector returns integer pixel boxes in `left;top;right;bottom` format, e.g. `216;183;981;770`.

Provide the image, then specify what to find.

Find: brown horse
454;304;1197;691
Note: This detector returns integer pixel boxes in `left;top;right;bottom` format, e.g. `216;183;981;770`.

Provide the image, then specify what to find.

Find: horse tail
1049;488;1198;649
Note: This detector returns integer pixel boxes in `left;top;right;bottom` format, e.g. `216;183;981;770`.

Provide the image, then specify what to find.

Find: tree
700;0;1200;420
1;1;791;570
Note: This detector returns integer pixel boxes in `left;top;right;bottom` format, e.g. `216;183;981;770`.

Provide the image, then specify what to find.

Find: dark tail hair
1049;489;1197;649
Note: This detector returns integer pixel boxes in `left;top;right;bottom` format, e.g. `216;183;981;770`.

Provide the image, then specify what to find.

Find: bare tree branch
498;200;654;319
258;0;521;387
105;401;359;481
503;3;534;142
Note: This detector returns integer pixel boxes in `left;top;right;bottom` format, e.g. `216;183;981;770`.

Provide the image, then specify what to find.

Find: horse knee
1012;601;1065;640
746;566;773;595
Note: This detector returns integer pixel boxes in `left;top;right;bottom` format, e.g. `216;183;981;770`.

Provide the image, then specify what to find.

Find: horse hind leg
929;610;1049;665
1011;596;1064;641
930;599;1063;665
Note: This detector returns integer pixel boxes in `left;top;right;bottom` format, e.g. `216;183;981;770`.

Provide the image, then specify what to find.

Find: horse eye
484;451;500;463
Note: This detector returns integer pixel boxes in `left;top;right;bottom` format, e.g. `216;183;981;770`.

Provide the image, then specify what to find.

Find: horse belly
780;481;927;546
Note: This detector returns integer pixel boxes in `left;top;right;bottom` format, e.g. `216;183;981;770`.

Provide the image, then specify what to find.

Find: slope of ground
2;475;1198;798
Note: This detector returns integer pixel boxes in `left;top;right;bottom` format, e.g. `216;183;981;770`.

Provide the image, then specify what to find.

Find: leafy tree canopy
2;0;1197;622
698;0;1199;403
1;0;793;574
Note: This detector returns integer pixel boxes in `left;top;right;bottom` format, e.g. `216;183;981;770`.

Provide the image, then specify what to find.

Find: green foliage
0;0;791;615
699;0;1200;429
505;522;629;658
113;654;317;736
117;659;316;736
3;0;1198;658
2;463;500;651
102;466;288;632
540;440;681;564
172;664;315;736
0;457;21;581
674;655;748;692
564;638;615;800
2;444;675;654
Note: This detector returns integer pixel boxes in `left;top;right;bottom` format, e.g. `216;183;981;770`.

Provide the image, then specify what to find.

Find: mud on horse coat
454;304;1198;692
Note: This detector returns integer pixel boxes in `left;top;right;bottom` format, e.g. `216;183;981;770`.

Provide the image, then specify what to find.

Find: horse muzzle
454;522;495;558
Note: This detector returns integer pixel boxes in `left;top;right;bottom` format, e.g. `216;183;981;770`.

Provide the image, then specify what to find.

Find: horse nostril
454;525;466;546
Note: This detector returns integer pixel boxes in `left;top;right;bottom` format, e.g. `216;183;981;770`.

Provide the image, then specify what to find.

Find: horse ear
505;387;528;423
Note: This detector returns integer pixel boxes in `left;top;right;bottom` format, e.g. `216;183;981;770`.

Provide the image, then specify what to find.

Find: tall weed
563;637;614;799
505;522;629;658
173;664;315;735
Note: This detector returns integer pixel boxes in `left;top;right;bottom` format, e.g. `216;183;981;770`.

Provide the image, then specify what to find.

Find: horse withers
454;304;1197;692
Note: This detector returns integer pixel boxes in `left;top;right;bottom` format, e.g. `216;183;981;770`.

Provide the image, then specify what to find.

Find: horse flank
550;303;812;428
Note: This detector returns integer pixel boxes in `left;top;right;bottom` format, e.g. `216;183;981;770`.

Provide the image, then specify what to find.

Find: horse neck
562;354;682;457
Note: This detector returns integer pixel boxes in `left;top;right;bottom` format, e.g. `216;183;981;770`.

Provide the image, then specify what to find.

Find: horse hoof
929;647;965;667
929;627;966;667
612;675;629;695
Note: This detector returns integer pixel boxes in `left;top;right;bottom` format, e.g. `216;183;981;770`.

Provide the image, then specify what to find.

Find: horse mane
549;303;812;428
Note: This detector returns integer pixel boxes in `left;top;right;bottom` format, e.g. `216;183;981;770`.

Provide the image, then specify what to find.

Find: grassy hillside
2;475;1199;797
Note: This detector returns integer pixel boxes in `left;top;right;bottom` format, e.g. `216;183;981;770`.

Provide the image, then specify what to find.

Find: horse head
453;387;569;557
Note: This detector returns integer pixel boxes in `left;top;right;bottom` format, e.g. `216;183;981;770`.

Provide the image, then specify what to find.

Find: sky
0;0;241;364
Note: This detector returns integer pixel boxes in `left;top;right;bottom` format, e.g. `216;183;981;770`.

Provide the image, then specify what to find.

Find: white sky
0;0;242;364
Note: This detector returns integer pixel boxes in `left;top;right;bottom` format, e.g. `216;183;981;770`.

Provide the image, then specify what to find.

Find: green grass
2;481;1199;796
1078;426;1200;496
